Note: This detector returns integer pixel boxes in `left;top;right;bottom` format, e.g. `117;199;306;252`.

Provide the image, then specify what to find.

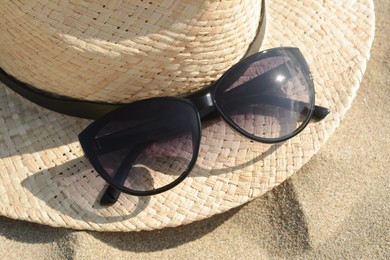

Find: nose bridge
190;92;216;118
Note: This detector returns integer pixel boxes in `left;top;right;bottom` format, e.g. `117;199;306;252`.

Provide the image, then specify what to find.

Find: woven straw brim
0;0;374;231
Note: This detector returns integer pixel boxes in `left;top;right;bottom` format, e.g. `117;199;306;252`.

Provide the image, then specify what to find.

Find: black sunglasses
78;47;330;205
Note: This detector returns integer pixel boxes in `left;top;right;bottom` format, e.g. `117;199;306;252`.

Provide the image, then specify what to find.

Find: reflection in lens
92;99;199;192
215;52;313;140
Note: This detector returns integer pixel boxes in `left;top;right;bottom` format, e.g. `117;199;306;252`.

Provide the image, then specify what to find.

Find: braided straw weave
0;0;374;231
0;0;262;102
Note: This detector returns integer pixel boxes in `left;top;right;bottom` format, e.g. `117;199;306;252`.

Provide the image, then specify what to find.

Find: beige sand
0;0;388;258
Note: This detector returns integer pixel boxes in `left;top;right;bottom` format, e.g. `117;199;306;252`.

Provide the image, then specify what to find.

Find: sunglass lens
214;49;315;141
86;98;200;194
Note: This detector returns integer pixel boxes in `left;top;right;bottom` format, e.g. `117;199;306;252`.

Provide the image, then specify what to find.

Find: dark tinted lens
91;99;199;193
215;50;314;141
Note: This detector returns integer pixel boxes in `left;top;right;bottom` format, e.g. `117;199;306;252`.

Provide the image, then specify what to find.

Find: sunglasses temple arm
100;144;146;205
313;105;330;120
191;97;329;124
94;115;191;155
216;94;330;124
100;184;121;205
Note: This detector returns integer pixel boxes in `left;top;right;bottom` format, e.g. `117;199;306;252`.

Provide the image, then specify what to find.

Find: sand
0;0;389;258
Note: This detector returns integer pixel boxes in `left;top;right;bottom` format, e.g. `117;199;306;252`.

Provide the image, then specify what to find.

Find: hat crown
0;0;263;103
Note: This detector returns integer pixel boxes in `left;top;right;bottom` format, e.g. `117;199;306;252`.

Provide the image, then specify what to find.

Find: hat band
0;0;266;120
0;68;122;119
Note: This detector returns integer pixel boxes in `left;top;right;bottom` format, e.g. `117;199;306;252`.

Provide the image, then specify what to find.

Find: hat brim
0;0;374;231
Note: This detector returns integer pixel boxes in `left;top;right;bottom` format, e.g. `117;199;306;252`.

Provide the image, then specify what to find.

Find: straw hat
0;0;374;231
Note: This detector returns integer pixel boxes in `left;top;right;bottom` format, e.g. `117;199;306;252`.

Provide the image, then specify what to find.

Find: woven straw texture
0;0;261;102
0;0;374;231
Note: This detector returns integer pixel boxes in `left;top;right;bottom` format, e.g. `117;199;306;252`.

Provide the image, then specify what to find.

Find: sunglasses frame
78;47;329;203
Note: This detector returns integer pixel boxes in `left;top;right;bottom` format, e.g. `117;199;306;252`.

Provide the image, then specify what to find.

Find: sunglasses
78;47;330;205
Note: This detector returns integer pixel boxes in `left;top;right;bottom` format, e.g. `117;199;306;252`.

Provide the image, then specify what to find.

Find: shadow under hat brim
0;0;375;231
